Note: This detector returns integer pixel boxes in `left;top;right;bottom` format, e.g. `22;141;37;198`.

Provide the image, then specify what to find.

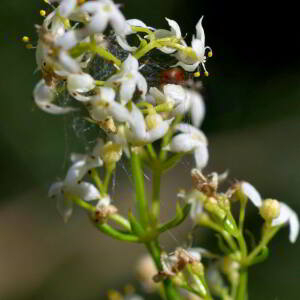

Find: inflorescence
26;1;299;300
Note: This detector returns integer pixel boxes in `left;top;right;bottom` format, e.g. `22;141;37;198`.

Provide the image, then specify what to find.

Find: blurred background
1;0;300;299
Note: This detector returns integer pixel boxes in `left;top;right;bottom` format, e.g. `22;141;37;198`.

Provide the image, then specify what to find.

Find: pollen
193;71;201;77
208;50;213;57
22;36;30;43
40;10;47;17
204;71;209;77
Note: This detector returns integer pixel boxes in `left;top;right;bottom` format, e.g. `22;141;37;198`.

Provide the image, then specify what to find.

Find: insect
159;67;186;85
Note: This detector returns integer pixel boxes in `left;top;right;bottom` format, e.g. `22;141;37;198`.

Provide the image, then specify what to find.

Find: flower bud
260;199;280;221
204;197;226;220
101;141;122;165
145;113;163;130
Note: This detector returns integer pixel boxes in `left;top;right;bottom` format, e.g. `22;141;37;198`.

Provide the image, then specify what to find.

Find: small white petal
164;84;186;102
165;18;181;38
149;87;166;104
195;16;205;43
166;133;204;153
145;119;172;143
48;182;64;198
192;38;205;61
58;0;77;17
288;208;299;243
100;87;116;103
67;73;95;94
56;194;73;223
70;181;100;201
123;55;139;72
65;160;87;184
240;182;262;207
120;79;136;103
172;60;200;72
58;50;81;73
34;80;75;114
136;73;148;98
194;145;209;170
175;123;207;143
116;35;137;52
188;90;205;127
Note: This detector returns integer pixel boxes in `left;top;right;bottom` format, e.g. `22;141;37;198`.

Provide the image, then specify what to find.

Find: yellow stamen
107;290;123;300
22;36;30;43
77;0;85;4
26;43;34;49
204;71;209;77
208;51;213;57
193;71;201;78
40;10;47;17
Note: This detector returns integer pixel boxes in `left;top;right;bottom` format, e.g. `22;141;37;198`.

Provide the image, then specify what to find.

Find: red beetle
160;67;185;85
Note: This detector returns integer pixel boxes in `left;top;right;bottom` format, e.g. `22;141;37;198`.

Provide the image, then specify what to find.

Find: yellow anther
193;71;201;78
22;36;30;43
43;0;50;4
107;290;123;300
208;51;213;57
204;71;209;77
77;0;86;4
26;43;34;49
40;10;47;17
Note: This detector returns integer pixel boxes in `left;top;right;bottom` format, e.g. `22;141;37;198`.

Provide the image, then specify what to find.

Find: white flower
240;182;299;243
56;0;132;50
67;73;96;100
174;16;211;72
34;79;76;114
150;84;205;127
154;18;182;54
126;104;173;145
48;161;101;222
116;19;153;52
70;140;104;178
88;87;132;123
108;55;147;104
164;123;208;170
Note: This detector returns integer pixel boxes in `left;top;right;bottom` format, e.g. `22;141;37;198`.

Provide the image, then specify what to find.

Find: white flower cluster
32;0;211;216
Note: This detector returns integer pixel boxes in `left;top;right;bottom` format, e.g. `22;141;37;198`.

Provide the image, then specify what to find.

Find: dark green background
1;0;299;299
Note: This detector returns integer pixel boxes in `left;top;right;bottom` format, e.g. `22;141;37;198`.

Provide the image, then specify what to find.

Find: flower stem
236;269;248;300
151;167;161;223
109;213;131;231
131;151;149;226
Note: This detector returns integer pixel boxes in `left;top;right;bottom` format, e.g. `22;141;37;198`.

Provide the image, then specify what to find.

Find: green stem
103;164;114;193
90;169;105;195
95;223;140;243
147;144;157;160
131;151;148;226
151;167;162;223
65;193;95;212
134;40;157;59
236;269;248;300
109;214;131;231
245;226;280;265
